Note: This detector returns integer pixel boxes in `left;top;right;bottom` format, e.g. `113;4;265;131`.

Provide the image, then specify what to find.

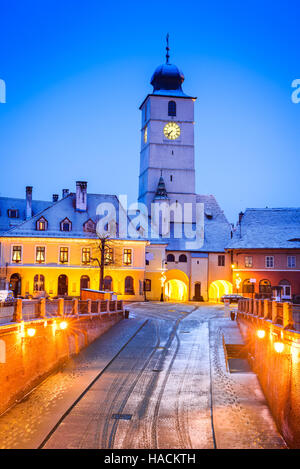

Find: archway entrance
58;275;68;296
163;269;189;302
209;280;233;302
9;273;21;298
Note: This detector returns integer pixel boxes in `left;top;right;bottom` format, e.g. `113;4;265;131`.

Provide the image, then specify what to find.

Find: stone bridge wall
0;298;124;415
237;298;300;448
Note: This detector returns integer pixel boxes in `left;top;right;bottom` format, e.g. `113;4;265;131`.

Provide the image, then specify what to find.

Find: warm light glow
209;280;233;301
27;328;36;337
144;125;147;143
257;329;266;339
163;122;181;140
19;321;25;338
164;279;187;301
60;321;68;330
274;341;284;353
231;264;235;269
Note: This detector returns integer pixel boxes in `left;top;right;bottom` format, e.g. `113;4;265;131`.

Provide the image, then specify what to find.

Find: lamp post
160;271;166;302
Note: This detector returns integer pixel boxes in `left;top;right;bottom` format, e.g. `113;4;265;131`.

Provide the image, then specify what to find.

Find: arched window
104;276;113;291
9;273;21;298
168;100;176;116
167;253;175;262
179;254;187;263
125;276;134;295
80;275;90;290
242;279;254;294
34;274;45;292
259;279;271;294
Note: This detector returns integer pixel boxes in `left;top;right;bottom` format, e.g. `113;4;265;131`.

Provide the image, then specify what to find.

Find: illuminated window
60;218;72;232
218;255;225;266
12;246;22;263
34;274;45;292
82;248;91;265
144;125;148;143
105;247;114;265
245;256;253;268
123;249;132;265
168;100;176;116
36;246;45;264
125;276;134;294
265;256;274;268
36;217;47;231
145;279;151;291
59;247;69;264
287;256;296;268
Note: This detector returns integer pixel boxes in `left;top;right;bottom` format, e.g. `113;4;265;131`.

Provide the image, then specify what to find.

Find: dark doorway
80;275;90;290
9;273;21;298
193;282;203;301
58;275;68;296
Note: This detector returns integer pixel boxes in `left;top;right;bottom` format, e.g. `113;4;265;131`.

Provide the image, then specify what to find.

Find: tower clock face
163;122;181;140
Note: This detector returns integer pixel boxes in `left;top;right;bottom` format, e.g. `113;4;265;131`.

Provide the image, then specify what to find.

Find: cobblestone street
0;303;286;449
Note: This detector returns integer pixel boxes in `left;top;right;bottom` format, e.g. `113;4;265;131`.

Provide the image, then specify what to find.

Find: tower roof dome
150;63;185;92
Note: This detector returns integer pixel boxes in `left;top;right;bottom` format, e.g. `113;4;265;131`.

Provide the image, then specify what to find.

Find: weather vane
166;33;170;64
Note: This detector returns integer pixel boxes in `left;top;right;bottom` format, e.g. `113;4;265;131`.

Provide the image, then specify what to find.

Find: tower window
168;100;176;116
170;175;173;182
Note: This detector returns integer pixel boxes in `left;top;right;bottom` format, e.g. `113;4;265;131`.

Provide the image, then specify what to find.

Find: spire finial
166;33;170;64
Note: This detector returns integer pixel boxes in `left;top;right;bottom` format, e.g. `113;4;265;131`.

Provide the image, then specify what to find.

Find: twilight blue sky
0;0;299;223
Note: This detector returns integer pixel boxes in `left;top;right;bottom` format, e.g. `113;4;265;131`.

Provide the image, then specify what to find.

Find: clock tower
138;46;197;215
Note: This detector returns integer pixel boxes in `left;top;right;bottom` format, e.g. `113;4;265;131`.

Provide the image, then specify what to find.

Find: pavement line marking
38;319;149;449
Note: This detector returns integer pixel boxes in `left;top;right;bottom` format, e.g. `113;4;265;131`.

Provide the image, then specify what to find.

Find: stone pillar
58;298;64;317
13;298;23;322
283;302;293;329
263;299;269;319
72;298;78;317
97;300;101;315
39;298;46;319
87;299;92;316
272;301;278;324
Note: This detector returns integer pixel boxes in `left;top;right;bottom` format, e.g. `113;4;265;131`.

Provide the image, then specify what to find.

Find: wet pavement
0;303;286;449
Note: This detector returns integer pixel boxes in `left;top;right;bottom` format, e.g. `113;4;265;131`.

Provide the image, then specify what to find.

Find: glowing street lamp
257;329;266;339
27;328;36;338
274;341;284;354
59;321;68;330
160;271;166;302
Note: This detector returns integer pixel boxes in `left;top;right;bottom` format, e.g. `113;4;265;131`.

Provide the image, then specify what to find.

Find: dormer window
8;209;19;219
168;100;176;117
83;219;96;233
36;216;47;231
60;218;72;232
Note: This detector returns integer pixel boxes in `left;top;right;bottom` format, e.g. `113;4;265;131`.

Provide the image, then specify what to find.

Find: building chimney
76;181;87;211
53;194;59;202
62;189;69;198
26;186;33;219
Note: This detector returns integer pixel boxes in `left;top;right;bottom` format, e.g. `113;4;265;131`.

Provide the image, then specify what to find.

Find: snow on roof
227;208;300;250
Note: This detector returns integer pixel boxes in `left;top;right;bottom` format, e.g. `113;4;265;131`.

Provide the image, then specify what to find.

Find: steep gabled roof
0;196;51;233
227;208;300;250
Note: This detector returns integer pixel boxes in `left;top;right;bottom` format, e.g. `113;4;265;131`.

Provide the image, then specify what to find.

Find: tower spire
166;33;170;64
